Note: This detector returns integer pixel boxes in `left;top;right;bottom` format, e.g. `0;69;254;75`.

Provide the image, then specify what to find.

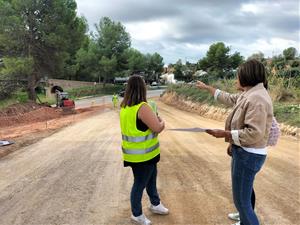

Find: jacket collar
242;83;265;98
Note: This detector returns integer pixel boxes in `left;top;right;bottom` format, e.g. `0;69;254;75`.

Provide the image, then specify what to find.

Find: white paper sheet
168;127;208;132
0;141;13;146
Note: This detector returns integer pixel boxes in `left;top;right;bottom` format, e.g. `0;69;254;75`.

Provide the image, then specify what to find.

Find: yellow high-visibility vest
120;102;160;163
112;95;118;102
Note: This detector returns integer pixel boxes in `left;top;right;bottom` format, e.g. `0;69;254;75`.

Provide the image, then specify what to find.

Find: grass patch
167;84;216;105
167;79;237;107
274;103;300;127
0;91;29;109
37;94;56;105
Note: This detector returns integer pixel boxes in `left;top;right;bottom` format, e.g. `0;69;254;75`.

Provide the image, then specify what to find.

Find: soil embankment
160;91;299;136
0;103;108;158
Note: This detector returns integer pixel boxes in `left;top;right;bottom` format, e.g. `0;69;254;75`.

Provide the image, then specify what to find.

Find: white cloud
233;38;300;58
75;0;300;63
240;3;263;14
125;20;171;41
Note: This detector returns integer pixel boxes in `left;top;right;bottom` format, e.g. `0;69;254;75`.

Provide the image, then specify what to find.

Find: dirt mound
0;103;64;127
0;102;44;117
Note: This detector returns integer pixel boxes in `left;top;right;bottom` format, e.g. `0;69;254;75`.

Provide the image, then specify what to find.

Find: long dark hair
238;59;268;89
121;75;147;107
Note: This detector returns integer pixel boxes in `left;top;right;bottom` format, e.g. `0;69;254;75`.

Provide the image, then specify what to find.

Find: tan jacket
217;83;273;148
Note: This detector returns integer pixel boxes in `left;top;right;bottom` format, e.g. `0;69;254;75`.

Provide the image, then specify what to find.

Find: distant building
163;64;175;74
160;73;176;84
114;77;129;84
193;70;208;77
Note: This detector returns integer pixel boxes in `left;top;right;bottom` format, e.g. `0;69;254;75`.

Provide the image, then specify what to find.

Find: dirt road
0;101;299;225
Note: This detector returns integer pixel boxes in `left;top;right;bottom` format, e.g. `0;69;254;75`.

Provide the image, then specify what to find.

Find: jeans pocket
233;146;249;162
253;155;266;172
243;152;266;173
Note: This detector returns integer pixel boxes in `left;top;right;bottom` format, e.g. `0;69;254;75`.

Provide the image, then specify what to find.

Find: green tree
197;42;243;79
99;56;117;85
283;47;297;60
150;53;164;74
230;52;244;69
183;61;196;82
0;57;33;99
75;37;100;81
271;54;285;70
248;52;265;62
62;16;88;80
174;59;184;80
126;48;146;74
94;17;131;85
0;0;87;100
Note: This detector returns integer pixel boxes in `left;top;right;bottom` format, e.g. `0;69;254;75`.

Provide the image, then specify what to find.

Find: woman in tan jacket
196;59;273;225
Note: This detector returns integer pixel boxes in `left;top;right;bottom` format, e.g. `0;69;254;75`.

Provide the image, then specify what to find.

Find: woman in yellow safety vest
112;93;119;108
120;75;169;225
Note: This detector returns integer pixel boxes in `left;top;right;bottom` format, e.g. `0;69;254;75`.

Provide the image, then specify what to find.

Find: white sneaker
232;222;240;225
131;214;152;225
228;212;240;221
149;203;169;215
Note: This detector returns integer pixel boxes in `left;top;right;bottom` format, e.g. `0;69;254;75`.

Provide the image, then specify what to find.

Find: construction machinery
55;90;75;109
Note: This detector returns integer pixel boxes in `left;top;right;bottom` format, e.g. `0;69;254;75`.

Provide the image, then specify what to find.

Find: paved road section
0;101;299;225
75;89;165;109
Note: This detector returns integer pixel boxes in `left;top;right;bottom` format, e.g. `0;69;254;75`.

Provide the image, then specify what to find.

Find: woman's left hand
206;129;231;138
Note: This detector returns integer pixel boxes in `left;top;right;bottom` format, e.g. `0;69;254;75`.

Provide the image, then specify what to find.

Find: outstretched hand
196;81;208;90
196;81;216;96
206;129;230;138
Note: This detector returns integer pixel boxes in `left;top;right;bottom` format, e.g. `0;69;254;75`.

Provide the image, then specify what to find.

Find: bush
268;71;298;102
16;91;28;103
274;103;300;127
0;90;29;109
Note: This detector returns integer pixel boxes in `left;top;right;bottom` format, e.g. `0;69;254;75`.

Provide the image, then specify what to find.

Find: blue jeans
130;163;160;216
231;145;266;225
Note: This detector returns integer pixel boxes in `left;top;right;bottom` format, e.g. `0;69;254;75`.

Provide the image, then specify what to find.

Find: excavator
55;90;75;108
51;86;75;109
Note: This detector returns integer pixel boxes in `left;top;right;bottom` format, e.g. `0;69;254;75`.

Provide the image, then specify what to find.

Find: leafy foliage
197;42;244;79
94;17;131;84
0;57;33;99
283;47;297;60
0;0;87;100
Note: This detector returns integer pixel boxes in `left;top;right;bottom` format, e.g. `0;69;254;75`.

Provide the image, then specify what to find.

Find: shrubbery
166;72;300;127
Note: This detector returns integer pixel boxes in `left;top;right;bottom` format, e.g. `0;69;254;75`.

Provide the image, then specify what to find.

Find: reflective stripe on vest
122;142;159;155
122;132;157;143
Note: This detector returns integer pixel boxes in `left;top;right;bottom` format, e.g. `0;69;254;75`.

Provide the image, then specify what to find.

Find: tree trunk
102;75;106;88
28;86;37;101
27;73;39;101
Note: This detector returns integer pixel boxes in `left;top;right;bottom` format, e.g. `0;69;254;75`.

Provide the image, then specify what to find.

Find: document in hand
168;127;208;132
0;140;14;147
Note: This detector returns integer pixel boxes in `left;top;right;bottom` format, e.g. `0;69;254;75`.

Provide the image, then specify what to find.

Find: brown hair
238;59;268;89
121;75;147;107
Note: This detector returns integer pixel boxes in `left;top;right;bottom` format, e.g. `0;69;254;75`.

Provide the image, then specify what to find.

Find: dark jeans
130;163;160;216
231;145;266;225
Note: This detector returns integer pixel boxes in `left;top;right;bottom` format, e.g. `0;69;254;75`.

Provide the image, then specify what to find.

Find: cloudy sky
76;0;300;64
